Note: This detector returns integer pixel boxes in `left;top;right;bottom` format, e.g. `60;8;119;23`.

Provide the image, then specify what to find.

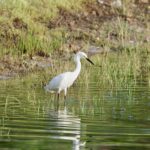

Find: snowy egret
44;51;94;99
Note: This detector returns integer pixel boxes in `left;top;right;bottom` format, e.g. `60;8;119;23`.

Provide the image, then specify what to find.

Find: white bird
44;51;94;99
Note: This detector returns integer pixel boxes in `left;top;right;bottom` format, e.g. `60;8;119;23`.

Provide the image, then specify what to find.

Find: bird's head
74;51;94;65
77;51;88;58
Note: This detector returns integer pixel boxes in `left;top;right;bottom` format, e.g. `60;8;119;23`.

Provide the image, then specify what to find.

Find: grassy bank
0;0;149;82
0;0;84;56
0;0;148;55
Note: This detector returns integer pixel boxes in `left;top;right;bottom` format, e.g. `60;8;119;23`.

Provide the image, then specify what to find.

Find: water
0;73;150;150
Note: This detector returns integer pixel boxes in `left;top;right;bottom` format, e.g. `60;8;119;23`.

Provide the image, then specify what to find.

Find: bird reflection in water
49;103;86;150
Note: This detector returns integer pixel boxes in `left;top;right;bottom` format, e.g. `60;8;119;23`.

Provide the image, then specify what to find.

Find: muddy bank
45;0;149;55
0;54;52;80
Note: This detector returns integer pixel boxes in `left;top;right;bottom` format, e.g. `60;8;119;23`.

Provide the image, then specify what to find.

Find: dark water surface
0;74;150;150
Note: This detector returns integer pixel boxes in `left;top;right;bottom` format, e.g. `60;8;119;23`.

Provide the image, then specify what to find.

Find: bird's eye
73;51;77;54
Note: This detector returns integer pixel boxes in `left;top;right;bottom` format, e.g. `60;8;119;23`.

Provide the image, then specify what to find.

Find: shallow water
0;72;150;150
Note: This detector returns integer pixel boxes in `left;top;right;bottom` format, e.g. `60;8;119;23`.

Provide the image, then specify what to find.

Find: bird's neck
73;57;81;77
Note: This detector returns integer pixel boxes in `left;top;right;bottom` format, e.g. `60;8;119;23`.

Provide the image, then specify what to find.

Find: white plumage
44;51;94;98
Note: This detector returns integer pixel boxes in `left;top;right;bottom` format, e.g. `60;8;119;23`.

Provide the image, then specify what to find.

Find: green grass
0;0;84;56
0;0;149;86
0;0;148;56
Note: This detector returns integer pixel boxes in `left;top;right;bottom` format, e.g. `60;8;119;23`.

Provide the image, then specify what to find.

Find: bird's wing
47;73;64;90
45;72;75;92
58;72;76;88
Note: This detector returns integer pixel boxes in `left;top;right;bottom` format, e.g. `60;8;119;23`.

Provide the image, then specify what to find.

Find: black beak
86;58;94;65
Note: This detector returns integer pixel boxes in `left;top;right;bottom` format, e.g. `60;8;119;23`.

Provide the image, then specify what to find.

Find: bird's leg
55;92;60;111
64;88;67;99
57;93;60;101
57;89;61;101
64;95;67;100
64;88;67;105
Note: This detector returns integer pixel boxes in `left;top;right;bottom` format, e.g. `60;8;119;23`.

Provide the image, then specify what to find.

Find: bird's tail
44;85;54;93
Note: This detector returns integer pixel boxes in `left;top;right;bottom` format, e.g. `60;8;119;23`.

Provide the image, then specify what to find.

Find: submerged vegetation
0;0;149;85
